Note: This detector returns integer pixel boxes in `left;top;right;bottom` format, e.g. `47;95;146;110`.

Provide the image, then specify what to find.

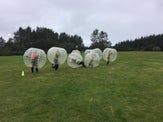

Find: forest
0;26;163;55
114;34;163;51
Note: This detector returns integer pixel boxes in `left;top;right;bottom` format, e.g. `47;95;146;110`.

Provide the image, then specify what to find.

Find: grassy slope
0;52;163;122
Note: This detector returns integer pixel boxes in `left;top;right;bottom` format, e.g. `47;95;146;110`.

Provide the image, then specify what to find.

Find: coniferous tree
114;34;163;51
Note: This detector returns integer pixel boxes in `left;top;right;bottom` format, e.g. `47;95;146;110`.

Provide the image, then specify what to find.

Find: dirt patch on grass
160;68;163;72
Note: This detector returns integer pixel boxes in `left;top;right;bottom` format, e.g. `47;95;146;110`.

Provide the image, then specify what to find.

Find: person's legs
33;59;38;72
107;56;110;65
36;68;38;72
107;60;110;65
55;64;59;71
31;67;34;73
31;60;34;73
52;64;54;69
52;64;56;70
79;61;86;67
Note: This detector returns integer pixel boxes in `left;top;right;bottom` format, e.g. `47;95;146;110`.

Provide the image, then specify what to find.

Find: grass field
0;52;163;122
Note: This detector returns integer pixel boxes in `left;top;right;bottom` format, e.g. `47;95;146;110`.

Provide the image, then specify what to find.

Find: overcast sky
0;0;163;46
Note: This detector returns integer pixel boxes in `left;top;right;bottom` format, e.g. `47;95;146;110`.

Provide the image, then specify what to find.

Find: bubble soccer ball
47;47;67;65
23;48;46;68
84;52;100;67
103;48;117;62
67;52;83;68
84;48;102;59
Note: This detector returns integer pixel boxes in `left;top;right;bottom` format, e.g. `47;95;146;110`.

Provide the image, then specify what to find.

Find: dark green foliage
114;34;163;51
1;26;163;55
0;37;15;55
58;33;85;53
0;37;5;49
1;26;85;55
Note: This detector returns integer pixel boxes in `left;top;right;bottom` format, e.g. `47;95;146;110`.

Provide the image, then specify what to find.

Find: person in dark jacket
52;52;59;71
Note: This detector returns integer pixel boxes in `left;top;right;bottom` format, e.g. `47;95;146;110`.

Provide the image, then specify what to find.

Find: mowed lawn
0;52;163;122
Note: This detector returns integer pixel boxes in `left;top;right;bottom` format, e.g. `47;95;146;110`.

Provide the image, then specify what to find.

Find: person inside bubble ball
107;51;112;65
52;51;60;71
31;52;38;73
88;54;96;67
71;58;86;67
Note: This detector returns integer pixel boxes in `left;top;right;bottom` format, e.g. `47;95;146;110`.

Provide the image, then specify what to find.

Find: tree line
0;27;85;55
114;34;163;51
0;26;163;56
0;27;111;55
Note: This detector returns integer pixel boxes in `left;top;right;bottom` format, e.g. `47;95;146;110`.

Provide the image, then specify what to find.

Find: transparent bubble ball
103;48;117;62
84;48;102;59
84;52;100;67
67;52;83;68
47;47;67;65
23;48;46;68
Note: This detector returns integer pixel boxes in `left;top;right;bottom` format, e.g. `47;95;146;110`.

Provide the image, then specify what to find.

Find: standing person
107;51;112;65
52;53;59;71
31;52;38;73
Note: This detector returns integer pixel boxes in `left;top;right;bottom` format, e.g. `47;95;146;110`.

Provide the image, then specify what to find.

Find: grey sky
0;0;163;46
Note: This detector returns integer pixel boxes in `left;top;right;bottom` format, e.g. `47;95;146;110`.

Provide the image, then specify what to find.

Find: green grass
0;52;163;122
